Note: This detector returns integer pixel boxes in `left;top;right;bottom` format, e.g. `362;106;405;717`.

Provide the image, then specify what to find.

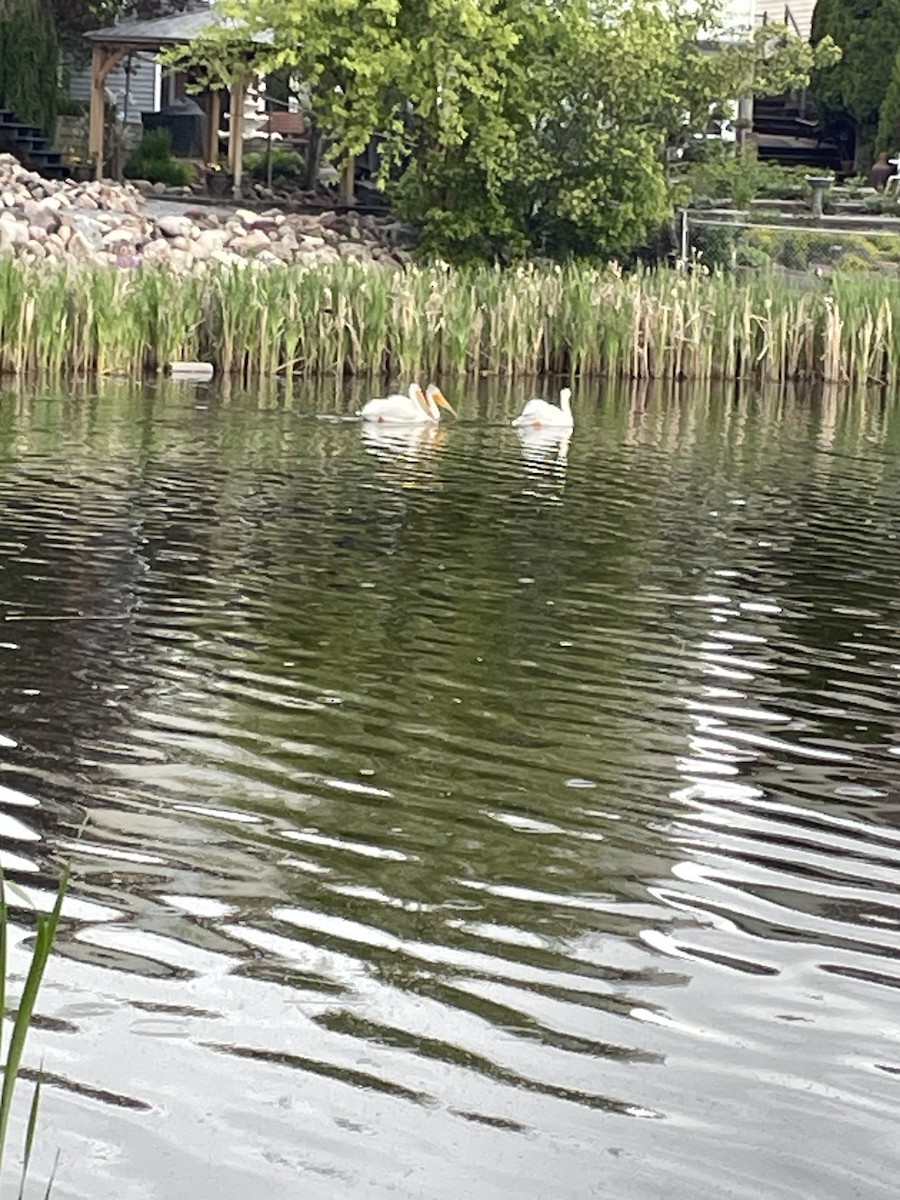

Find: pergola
84;9;258;197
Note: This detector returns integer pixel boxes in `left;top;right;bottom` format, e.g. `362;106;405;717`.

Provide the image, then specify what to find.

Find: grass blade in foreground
0;873;68;1194
17;1071;41;1200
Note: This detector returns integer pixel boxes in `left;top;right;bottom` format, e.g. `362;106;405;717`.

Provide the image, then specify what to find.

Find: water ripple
0;383;898;1198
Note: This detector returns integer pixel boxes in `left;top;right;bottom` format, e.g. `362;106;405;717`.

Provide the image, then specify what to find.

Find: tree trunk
304;122;322;191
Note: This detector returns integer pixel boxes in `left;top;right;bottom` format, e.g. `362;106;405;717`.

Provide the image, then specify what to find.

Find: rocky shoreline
0;155;416;271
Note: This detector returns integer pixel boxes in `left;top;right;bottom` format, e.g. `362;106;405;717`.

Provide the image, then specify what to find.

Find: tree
876;47;900;152
47;0;194;56
0;0;59;131
174;0;837;262
810;0;900;159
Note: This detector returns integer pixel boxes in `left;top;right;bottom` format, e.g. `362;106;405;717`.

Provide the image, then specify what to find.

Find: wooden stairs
0;111;67;179
752;92;847;173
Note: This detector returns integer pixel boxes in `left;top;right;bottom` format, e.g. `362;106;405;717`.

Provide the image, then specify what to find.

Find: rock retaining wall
0;156;415;271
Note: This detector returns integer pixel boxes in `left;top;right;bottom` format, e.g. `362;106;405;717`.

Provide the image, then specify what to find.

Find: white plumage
360;383;455;424
512;387;574;430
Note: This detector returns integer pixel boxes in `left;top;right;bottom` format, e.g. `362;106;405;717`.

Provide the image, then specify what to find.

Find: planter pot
206;172;233;197
68;163;92;182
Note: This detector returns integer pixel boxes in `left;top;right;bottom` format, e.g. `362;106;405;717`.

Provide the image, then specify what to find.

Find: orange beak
432;388;457;417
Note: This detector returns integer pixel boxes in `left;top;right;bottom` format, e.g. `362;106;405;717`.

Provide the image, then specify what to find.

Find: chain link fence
681;213;900;275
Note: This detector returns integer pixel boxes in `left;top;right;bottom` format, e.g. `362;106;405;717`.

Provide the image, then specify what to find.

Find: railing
759;5;804;38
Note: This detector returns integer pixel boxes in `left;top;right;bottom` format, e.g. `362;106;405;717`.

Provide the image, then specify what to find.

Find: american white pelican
511;387;573;430
360;382;455;424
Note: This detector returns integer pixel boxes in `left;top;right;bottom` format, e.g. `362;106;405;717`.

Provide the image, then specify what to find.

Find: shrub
124;127;192;187
244;147;306;186
690;222;737;267
682;146;797;209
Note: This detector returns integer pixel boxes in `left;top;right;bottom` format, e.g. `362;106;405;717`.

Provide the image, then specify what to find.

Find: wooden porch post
206;88;221;164
230;79;246;199
89;44;127;180
340;157;355;204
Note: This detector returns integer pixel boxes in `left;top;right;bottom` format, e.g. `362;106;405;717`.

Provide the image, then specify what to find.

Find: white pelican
360;383;455;424
511;387;573;430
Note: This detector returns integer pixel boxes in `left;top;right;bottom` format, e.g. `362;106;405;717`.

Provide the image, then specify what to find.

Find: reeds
1;257;900;383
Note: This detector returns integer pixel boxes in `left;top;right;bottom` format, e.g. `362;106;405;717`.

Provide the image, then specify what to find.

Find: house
68;51;162;123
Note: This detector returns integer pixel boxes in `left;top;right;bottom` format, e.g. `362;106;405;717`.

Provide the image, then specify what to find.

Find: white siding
755;0;815;38
717;0;814;39
68;52;161;118
784;0;815;39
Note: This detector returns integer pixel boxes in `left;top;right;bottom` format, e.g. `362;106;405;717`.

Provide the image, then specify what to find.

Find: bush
735;244;771;270
690;222;737;267
124;127;192;187
244;147;305;186
682;146;799;209
835;252;876;271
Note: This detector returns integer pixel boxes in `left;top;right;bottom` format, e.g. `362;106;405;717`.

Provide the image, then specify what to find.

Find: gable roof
85;9;220;48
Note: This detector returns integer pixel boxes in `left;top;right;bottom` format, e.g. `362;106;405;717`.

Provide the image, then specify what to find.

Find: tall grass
1;257;899;383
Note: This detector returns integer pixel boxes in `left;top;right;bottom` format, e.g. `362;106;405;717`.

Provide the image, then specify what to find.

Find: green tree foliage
174;0;836;262
811;0;900;151
0;0;59;131
876;48;900;152
46;0;193;56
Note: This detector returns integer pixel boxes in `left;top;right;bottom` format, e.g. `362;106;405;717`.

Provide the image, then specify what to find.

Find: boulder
193;229;229;255
156;214;193;239
102;228;138;249
24;203;61;234
66;230;94;261
229;229;271;255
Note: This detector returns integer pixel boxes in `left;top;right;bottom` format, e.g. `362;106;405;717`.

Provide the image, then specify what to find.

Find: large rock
195;228;229;254
66;230;94;261
23;200;61;234
156;214;193;239
229;229;271;255
102;228;139;249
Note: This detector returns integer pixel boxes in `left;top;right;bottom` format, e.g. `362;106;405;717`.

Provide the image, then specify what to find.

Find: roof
85;9;221;48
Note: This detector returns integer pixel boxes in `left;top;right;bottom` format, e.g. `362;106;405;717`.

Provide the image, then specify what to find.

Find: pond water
0;379;899;1200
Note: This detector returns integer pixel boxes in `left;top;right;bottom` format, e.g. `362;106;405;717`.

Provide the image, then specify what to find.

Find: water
0;379;899;1199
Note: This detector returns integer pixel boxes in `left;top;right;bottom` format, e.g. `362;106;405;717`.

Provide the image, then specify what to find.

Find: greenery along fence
688;216;900;275
3;258;900;384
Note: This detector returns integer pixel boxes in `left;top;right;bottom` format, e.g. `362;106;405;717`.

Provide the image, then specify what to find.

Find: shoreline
0;157;898;385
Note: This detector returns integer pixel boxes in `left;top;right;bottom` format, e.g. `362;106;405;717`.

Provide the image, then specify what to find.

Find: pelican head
560;387;572;404
426;383;457;417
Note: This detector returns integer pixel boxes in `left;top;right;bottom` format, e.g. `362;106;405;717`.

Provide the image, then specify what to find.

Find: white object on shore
169;361;214;381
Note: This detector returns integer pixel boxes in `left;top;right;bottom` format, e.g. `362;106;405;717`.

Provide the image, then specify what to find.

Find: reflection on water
361;421;450;463
0;380;899;1198
516;424;572;468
